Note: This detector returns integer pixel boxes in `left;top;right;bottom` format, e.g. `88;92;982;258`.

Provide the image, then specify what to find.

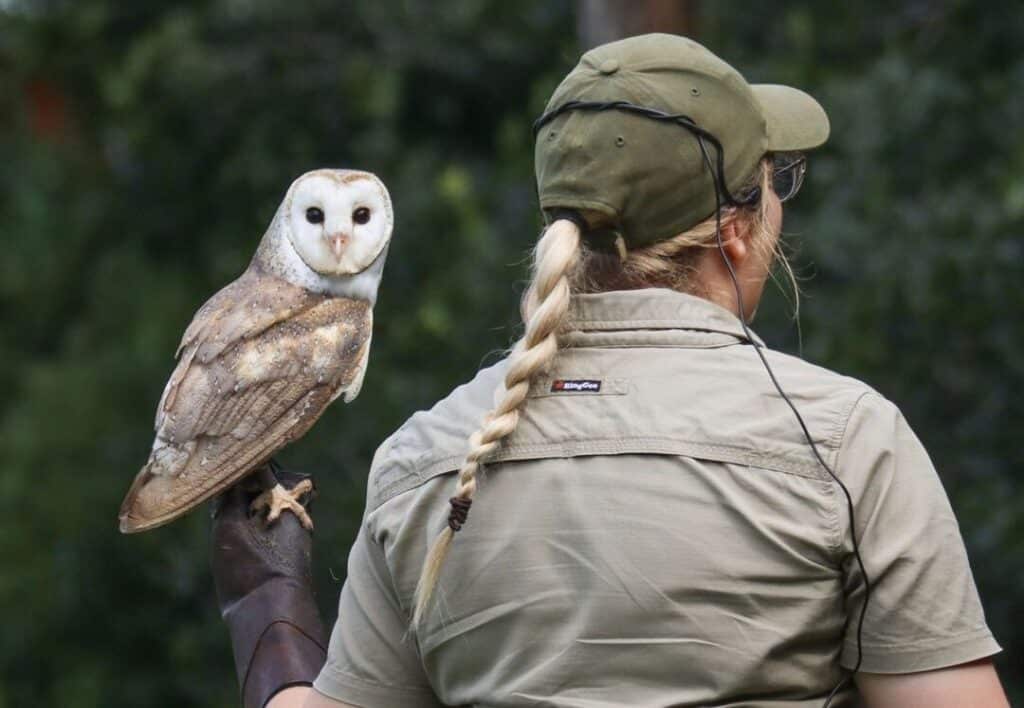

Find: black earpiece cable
694;135;871;706
535;100;872;706
534;100;761;209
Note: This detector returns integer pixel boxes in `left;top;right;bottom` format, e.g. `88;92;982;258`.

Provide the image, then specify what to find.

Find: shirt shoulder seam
826;390;875;556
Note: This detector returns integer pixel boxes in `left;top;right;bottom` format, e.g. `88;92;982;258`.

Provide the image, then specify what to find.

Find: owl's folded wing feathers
120;269;372;533
155;268;326;427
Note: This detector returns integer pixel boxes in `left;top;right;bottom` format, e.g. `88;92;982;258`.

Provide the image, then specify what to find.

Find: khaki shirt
314;289;999;707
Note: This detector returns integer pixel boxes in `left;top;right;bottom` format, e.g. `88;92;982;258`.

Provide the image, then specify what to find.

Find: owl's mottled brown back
119;267;372;532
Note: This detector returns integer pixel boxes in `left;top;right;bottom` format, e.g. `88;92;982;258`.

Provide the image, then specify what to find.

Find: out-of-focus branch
577;0;698;48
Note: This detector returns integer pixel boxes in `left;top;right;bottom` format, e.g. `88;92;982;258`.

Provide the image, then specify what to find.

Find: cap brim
751;84;830;151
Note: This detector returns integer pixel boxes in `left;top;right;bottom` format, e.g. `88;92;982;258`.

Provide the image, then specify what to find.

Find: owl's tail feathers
118;439;196;534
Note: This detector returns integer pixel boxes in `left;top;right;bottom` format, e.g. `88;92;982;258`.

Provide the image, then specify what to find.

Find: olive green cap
535;34;829;247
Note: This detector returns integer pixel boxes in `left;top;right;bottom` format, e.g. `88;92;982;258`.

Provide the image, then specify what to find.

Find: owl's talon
250;481;314;531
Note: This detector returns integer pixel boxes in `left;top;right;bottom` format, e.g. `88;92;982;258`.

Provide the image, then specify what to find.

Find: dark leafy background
1;1;1021;705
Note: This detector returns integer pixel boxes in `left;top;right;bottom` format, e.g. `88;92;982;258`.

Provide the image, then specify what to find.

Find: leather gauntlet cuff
222;577;328;708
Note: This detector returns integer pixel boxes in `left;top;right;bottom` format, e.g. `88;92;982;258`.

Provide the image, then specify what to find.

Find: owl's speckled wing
119;266;372;533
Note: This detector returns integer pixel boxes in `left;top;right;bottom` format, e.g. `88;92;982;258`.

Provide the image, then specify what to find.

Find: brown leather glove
211;461;328;708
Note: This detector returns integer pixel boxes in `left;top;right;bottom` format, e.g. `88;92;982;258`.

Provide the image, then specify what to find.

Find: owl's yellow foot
250;479;314;531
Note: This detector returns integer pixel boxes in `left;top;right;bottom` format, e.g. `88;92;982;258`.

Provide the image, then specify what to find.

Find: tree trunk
577;0;698;49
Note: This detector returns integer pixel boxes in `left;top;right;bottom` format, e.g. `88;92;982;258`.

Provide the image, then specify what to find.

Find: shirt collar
566;288;764;346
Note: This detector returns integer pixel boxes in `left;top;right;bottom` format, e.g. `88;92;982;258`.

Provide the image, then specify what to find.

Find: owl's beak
327;232;350;259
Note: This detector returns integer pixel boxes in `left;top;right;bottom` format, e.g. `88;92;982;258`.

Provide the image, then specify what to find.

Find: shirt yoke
366;341;880;514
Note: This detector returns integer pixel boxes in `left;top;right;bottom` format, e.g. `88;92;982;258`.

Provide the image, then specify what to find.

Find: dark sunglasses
770;152;807;203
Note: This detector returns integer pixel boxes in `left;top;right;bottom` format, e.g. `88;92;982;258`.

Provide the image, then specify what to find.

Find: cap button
598;59;619;75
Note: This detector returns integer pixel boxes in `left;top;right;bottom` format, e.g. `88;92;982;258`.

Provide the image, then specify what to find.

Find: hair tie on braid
548;208;588;234
447;497;472;532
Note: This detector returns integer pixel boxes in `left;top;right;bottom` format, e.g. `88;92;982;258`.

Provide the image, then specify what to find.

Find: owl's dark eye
305;207;324;224
353;207;371;225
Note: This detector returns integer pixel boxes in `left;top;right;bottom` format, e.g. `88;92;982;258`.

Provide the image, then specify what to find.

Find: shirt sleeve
836;392;1001;673
313;523;445;707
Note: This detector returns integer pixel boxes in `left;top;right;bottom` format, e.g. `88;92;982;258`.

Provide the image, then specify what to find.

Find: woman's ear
719;213;750;264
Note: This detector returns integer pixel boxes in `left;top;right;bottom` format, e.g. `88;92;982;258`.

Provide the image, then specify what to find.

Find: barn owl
118;169;392;533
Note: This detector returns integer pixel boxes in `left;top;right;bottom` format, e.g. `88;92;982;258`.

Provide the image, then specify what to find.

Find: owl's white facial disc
285;170;393;277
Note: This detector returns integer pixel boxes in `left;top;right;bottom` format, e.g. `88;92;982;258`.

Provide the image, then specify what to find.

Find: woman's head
411;35;827;626
575;150;803;319
534;34;827;249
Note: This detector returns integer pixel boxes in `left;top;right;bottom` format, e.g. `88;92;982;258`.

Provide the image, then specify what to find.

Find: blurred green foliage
1;1;1021;705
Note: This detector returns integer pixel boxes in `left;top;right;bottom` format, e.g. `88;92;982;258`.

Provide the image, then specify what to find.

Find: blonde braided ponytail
411;218;582;628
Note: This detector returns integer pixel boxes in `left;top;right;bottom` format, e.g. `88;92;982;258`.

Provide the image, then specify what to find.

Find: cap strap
584;228;628;261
